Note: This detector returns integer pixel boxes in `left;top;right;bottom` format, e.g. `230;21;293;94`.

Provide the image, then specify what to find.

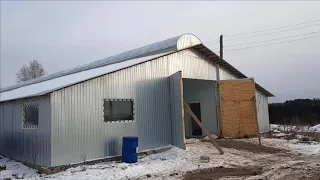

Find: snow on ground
1;137;320;180
0;157;38;179
270;123;320;133
270;124;311;132
0;141;252;180
56;139;261;180
310;124;320;132
272;132;289;137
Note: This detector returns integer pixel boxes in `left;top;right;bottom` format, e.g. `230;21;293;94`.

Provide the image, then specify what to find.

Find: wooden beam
183;102;224;154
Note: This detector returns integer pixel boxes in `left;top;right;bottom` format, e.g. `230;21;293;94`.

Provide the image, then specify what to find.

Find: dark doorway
189;103;202;136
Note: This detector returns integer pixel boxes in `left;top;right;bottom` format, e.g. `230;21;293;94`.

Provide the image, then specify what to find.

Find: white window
22;102;39;129
103;99;134;122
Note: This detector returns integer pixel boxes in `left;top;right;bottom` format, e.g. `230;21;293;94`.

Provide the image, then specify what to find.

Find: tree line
269;99;320;126
16;60;46;82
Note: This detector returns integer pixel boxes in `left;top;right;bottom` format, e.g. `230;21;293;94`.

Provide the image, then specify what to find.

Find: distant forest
269;99;320;126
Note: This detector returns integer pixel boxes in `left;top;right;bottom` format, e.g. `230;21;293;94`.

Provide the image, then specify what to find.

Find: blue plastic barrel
122;136;138;163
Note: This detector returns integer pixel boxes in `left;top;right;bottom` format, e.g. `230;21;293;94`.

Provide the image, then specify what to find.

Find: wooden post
220;35;223;59
216;35;223;137
253;98;261;145
216;81;222;137
252;80;261;145
184;102;224;154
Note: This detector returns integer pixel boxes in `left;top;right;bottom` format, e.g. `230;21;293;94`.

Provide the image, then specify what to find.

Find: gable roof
0;33;273;102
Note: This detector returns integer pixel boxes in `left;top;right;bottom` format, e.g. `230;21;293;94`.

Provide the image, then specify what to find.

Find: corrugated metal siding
168;49;217;80
256;91;270;133
169;71;185;149
183;79;217;137
50;48;270;166
3;102;13;158
0;96;51;167
51;57;173;166
0;104;4;154
50;49;217;166
219;67;237;80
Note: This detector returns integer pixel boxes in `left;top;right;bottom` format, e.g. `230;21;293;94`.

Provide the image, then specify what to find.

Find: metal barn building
0;34;273;168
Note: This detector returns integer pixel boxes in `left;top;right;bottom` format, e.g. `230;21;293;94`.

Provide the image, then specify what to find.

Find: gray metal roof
0;33;201;93
0;52;174;102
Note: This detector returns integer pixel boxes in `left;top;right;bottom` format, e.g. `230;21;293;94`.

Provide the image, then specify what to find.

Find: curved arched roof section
176;33;202;50
0;34;202;93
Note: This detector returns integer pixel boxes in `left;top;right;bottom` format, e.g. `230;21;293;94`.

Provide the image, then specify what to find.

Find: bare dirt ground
182;138;320;180
216;139;288;154
184;166;262;180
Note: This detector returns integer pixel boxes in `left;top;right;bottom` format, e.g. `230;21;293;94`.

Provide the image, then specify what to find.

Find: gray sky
1;1;320;103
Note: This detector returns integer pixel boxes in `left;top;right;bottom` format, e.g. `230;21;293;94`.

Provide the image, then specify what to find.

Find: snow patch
0;156;38;179
310;124;320;132
270;124;312;132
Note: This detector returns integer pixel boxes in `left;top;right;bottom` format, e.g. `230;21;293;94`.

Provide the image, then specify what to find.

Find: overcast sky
1;1;320;103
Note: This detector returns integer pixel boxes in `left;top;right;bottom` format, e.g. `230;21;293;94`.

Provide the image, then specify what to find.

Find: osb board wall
220;79;258;137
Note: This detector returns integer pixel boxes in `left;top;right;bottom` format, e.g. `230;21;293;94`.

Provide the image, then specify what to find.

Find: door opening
189;103;202;136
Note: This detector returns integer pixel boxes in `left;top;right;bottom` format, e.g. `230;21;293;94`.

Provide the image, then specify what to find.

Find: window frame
103;98;135;123
21;102;39;129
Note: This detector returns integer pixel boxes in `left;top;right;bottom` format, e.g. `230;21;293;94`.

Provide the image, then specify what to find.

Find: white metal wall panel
167;49;217;80
219;67;237;80
256;91;270;133
0;96;51;167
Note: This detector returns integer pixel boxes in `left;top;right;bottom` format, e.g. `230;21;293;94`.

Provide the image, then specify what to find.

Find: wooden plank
215;65;222;137
220;79;259;138
216;104;220;136
184;102;224;154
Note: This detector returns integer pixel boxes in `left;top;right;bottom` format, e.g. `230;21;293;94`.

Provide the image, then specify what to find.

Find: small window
22;102;39;129
103;99;134;122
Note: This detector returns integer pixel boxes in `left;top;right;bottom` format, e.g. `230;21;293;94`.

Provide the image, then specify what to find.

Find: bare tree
16;60;46;82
